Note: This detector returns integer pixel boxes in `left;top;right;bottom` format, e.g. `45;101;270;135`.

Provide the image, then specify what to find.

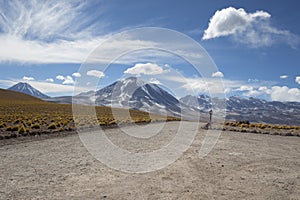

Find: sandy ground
0;121;299;200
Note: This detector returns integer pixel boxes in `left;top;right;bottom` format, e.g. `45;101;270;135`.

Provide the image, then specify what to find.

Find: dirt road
0;121;299;199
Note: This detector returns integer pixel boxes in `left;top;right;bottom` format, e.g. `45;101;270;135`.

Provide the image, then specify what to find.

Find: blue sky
0;0;299;101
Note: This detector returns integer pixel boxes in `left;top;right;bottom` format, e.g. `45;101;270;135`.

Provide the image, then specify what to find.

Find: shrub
260;124;267;129
11;126;19;131
13;119;20;124
5;126;12;131
108;120;117;125
224;122;230;126
31;124;40;129
47;123;57;130
0;122;6;128
18;125;26;135
249;124;256;128
240;124;249;128
67;126;75;131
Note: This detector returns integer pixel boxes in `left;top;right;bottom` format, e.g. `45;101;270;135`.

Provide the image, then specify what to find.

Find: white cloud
148;78;161;85
0;1;202;65
164;76;241;95
236;85;254;91
258;86;267;91
203;7;299;48
0;1;98;40
212;71;224;78
124;63;166;75
0;0;110;64
296;76;300;84
56;75;65;81
243;90;262;97
270;86;300;102
72;72;81;78
55;75;74;85
45;78;54;82
280;75;288;79
86;70;105;78
62;76;74;85
22;76;34;81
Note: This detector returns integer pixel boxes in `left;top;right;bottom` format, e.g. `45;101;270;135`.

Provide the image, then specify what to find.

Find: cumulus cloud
280;75;288;79
45;78;54;82
72;72;81;78
86;70;105;78
270;86;300;102
203;7;299;48
212;71;224;78
56;75;65;81
258;86;269;92
296;76;300;84
124;63;167;75
55;75;74;85
62;76;74;85
243;90;262;97
22;76;35;81
236;85;253;91
240;85;300;102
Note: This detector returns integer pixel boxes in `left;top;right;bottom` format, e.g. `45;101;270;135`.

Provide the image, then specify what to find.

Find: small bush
11;126;19;131
13;119;20;124
18;125;26;135
67;126;75;131
5;126;12;131
108;120;117;125
0;122;6;128
31;124;40;129
47;123;56;130
240;124;249;128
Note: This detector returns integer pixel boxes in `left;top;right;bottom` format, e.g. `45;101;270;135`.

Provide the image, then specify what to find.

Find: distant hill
8;82;49;99
0;88;44;103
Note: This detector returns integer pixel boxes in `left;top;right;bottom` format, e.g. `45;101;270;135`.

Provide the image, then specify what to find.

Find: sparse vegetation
223;121;300;137
0;89;180;140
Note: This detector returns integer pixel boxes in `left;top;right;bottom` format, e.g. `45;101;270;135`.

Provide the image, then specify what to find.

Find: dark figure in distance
209;109;213;129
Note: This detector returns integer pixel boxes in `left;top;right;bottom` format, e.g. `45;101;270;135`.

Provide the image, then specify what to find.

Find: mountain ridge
6;79;300;125
180;94;300;125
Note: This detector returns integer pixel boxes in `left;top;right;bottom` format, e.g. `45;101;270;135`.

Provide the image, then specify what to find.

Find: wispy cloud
203;7;300;48
0;0;105;40
280;75;288;79
0;0;109;63
86;70;105;78
163;75;241;95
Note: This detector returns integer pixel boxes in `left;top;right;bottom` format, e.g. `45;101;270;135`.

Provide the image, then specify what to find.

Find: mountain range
6;78;300;125
180;95;300;125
